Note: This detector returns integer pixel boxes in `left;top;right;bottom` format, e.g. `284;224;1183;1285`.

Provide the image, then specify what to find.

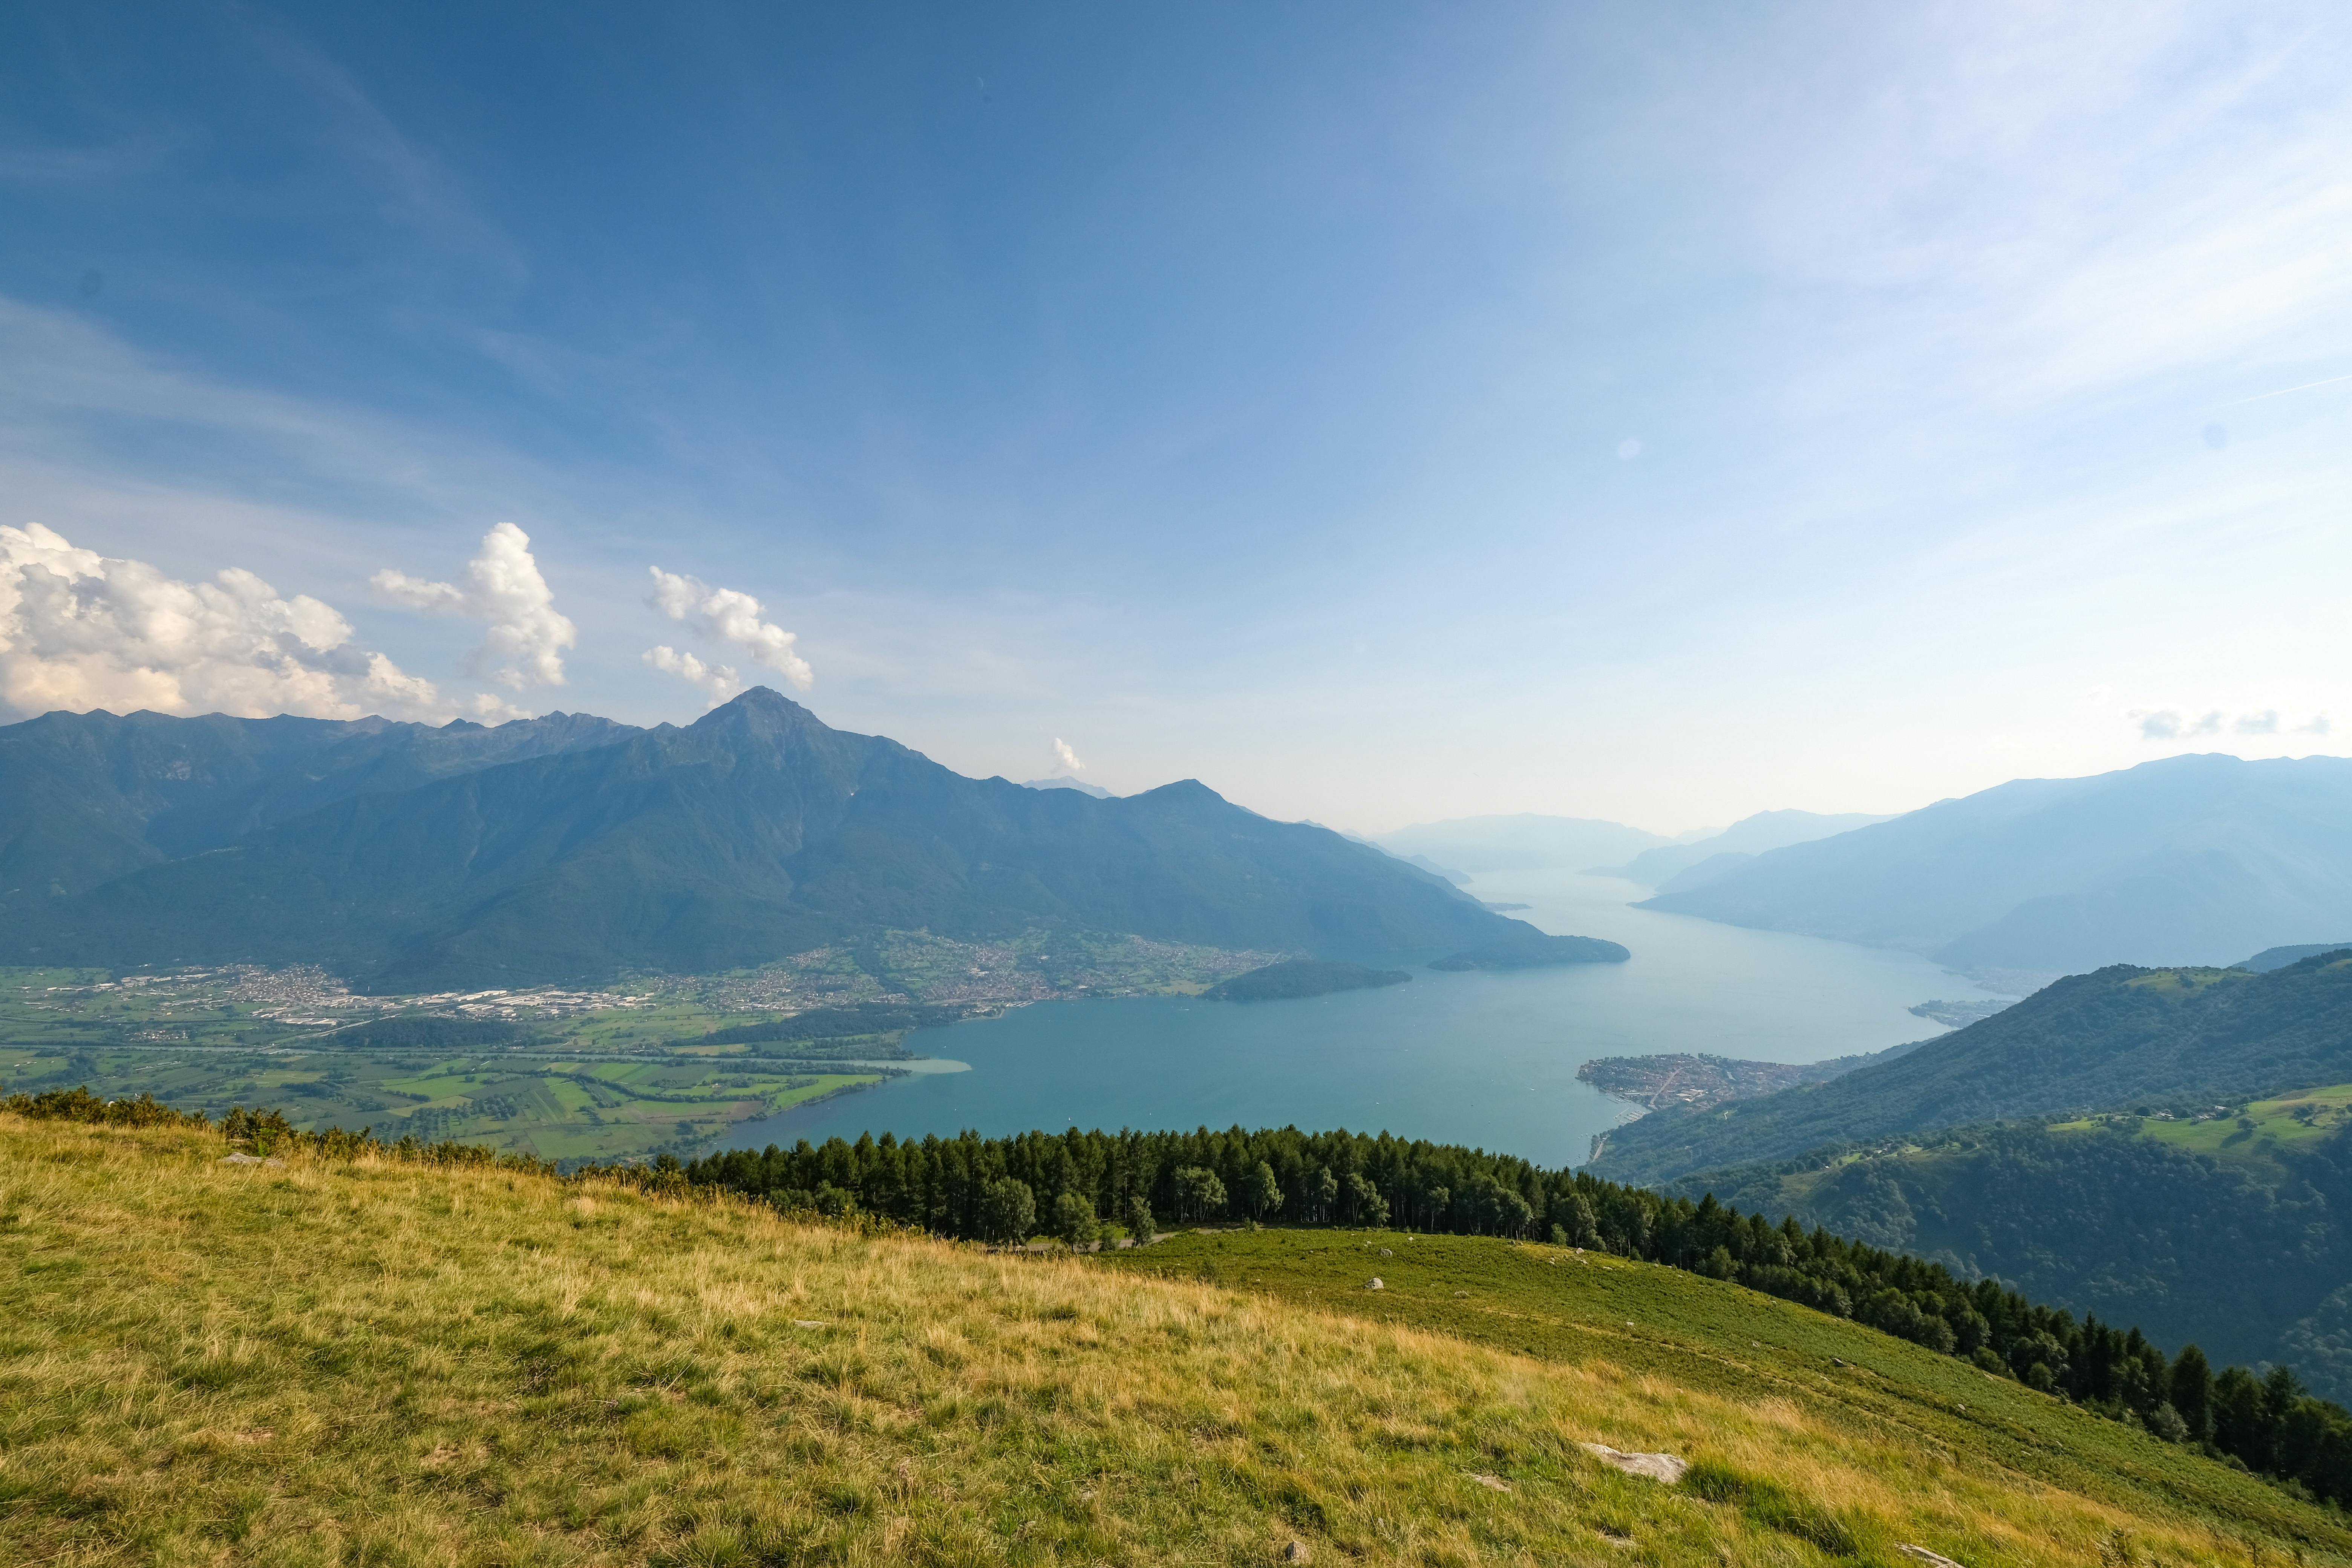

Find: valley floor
3;1116;2340;1566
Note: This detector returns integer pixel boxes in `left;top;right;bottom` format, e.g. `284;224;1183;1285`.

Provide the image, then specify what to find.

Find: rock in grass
1282;1540;1310;1562
1579;1443;1688;1483
1367;1277;1384;1291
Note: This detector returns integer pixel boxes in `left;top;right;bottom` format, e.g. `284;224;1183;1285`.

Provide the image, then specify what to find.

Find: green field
2034;1084;2352;1182
2137;1083;2352;1156
0;937;1289;1165
0;1039;879;1162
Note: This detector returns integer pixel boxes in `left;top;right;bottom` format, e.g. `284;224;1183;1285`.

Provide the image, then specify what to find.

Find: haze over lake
730;871;2009;1168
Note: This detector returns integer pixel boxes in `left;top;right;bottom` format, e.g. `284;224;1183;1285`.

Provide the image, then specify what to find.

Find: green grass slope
1102;1229;2340;1554
5;1116;2343;1567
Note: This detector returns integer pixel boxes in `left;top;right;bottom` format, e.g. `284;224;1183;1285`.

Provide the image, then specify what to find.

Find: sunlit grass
2;1115;2337;1566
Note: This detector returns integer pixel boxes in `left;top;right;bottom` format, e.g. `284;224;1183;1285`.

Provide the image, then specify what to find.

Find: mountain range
1020;777;1112;799
0;704;639;902
1591;808;1896;891
1378;813;1671;874
1639;753;2352;974
0;690;1532;992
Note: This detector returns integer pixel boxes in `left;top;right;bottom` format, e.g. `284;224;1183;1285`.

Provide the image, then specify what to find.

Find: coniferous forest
688;1121;2352;1505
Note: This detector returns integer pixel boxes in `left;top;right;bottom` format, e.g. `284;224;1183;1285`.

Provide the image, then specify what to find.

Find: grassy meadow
2136;1085;2352;1158
4;1115;2344;1567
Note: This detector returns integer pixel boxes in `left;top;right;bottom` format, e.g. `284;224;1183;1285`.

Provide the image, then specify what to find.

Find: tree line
684;1121;2352;1505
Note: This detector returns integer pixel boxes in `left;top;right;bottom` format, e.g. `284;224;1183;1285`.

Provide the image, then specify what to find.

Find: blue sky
3;2;2347;832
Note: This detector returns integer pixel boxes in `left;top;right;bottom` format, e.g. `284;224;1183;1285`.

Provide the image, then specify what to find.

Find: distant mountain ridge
1379;814;1670;875
1019;777;1111;799
1588;950;2352;1186
1638;753;2352;973
0;691;1537;992
1594;808;1897;890
2240;943;2352;972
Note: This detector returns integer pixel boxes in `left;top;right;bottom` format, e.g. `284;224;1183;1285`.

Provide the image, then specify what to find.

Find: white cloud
1051;737;1086;774
374;522;576;690
2128;704;2329;741
644;567;812;691
0;521;442;721
2130;708;2223;741
642;645;741;705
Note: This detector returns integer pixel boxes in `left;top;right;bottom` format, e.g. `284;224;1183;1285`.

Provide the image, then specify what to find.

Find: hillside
0;704;640;902
2242;942;2352;971
1677;1106;2352;1403
1595;808;1896;889
0;691;1531;991
1201;959;1412;1001
1638;753;2352;973
5;1114;2341;1567
1588;951;2352;1185
1429;929;1631;970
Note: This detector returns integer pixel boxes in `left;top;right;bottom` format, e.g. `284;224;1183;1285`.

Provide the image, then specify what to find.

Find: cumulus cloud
2128;705;2329;741
642;645;741;704
1050;737;1085;774
374;522;575;689
2130;708;2223;741
0;522;443;720
644;567;812;692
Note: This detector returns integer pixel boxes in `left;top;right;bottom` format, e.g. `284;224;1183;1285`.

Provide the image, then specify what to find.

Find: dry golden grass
0;1115;2326;1566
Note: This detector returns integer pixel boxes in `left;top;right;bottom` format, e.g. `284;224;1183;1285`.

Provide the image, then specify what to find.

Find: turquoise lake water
726;870;2008;1170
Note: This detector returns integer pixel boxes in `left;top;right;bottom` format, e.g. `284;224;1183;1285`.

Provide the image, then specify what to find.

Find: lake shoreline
723;871;2005;1170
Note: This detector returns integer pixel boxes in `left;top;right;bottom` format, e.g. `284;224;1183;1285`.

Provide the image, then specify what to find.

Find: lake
725;870;2010;1169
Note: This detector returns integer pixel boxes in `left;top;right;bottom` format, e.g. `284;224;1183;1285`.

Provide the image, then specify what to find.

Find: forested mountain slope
0;704;639;902
1639;752;2352;972
1;690;1525;991
1588;951;2352;1185
1678;1115;2352;1403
